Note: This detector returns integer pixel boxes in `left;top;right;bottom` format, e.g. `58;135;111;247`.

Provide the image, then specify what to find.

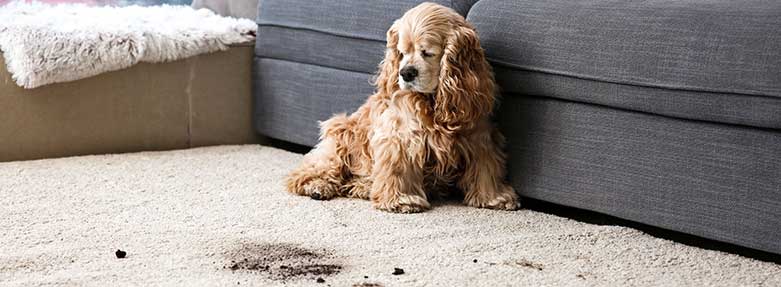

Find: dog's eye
421;50;434;58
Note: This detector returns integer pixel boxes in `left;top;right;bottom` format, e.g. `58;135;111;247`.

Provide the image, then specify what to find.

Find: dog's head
376;2;495;129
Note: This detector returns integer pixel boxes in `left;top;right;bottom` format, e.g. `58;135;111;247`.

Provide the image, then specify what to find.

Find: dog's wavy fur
285;2;519;213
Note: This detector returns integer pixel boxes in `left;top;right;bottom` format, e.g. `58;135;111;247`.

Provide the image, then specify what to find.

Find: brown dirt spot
513;259;544;271
223;242;342;281
353;283;384;287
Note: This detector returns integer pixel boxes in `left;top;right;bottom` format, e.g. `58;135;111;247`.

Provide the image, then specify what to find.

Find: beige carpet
1;145;778;286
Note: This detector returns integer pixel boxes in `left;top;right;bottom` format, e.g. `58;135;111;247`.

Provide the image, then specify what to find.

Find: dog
285;2;519;213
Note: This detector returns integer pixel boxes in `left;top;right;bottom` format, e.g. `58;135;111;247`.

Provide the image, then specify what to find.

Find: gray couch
253;0;781;255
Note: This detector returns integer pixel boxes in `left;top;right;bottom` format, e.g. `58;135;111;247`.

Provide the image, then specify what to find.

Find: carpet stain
353;283;384;287
223;243;342;281
512;259;544;271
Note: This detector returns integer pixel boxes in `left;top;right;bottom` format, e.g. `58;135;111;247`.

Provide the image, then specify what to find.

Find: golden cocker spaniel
286;2;519;213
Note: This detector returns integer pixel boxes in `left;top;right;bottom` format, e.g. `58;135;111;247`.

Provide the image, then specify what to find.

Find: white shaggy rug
0;1;256;89
0;145;779;286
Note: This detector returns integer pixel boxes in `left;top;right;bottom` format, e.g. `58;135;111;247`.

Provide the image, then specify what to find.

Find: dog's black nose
400;66;418;82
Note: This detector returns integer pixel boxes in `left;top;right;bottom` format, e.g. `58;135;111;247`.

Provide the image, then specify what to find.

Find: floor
1;145;779;286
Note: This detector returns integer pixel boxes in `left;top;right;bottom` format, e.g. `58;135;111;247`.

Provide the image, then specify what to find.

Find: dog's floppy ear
375;21;402;95
435;24;495;131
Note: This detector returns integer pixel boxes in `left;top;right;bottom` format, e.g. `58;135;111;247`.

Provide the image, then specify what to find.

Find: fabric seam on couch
504;93;781;133
254;55;375;76
488;58;781;100
256;23;386;43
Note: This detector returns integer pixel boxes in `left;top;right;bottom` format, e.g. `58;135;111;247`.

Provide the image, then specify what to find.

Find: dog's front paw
466;185;521;211
301;179;340;201
286;174;336;200
373;194;431;213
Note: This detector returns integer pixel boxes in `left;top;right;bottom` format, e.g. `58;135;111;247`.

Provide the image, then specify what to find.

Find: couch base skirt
499;95;781;254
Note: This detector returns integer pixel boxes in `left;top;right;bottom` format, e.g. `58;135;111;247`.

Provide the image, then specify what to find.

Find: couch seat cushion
469;0;781;129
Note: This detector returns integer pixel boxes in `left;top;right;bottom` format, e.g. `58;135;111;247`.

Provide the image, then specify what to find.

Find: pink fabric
0;0;99;4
